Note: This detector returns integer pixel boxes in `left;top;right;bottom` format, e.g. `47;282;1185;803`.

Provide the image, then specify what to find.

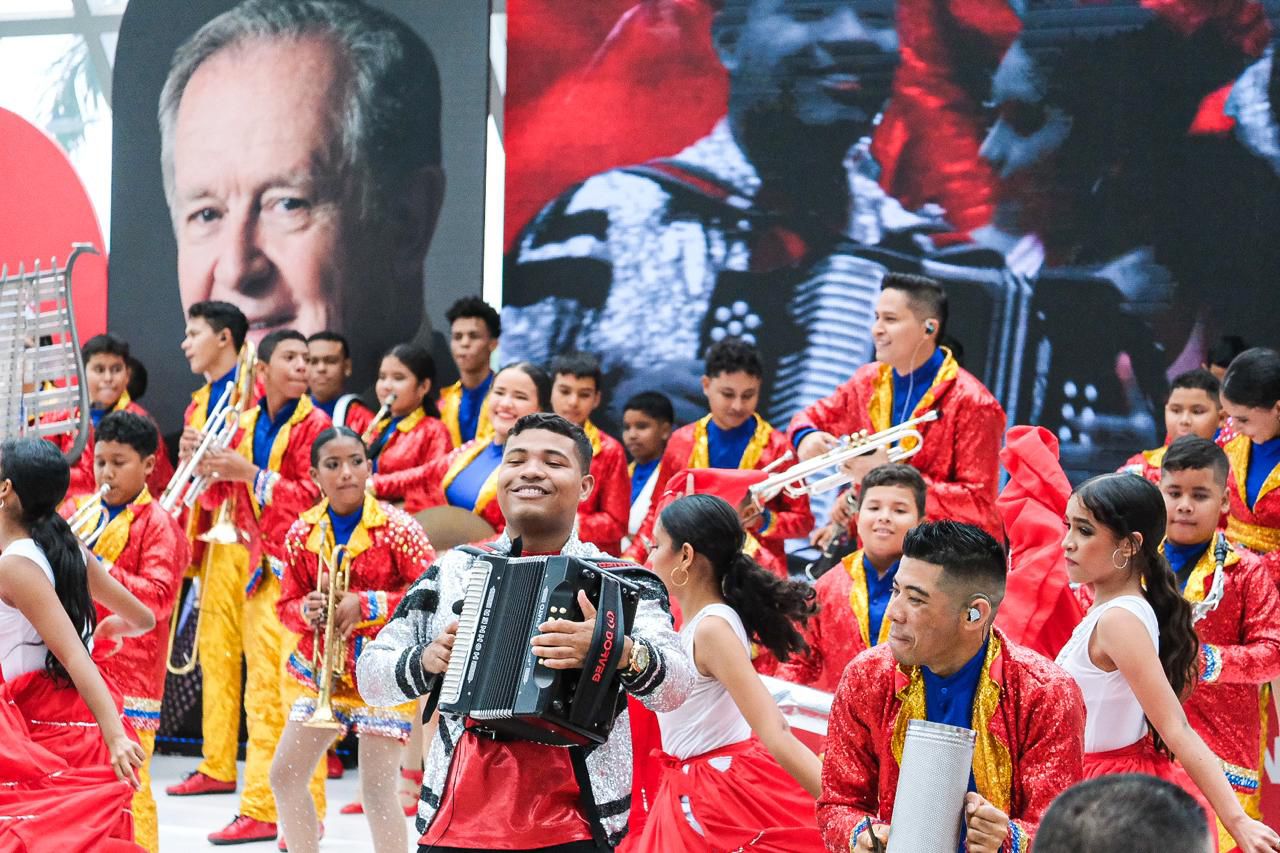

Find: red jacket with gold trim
577;422;630;556
60;494;189;731
787;351;1004;538
52;398;175;501
776;550;888;693
626;415;812;569
817;629;1084;852
416;440;508;536
367;410;453;512
1222;433;1280;589
1173;535;1280;797
1119;445;1167;485
278;496;435;688
199;398;330;593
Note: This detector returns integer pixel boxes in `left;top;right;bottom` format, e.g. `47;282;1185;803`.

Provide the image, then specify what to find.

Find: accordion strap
569;746;612;850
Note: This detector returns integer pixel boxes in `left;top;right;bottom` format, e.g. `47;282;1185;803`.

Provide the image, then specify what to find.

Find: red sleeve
277;520;316;637
1206;559;1280;685
411;449;457;510
113;509;189;625
68;436;96;498
919;389;1004;536
372;417;453;503
786;374;871;447
577;437;630;552
815;658;886;849
774;607;825;688
624;438;686;563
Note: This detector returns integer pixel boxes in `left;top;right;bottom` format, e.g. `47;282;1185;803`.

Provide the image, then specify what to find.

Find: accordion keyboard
440;560;493;705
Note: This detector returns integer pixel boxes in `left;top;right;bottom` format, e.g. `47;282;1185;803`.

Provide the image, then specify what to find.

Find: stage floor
153;753;418;850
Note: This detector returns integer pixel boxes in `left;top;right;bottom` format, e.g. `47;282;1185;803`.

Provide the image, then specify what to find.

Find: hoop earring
671;566;690;588
1112;548;1130;570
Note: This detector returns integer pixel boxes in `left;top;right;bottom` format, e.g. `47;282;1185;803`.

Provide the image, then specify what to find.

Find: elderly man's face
721;0;899;131
171;36;375;345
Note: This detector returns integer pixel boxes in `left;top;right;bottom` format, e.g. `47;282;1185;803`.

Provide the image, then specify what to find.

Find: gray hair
158;0;441;222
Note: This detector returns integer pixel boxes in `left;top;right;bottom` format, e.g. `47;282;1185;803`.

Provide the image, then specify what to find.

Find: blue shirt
367;415;404;472
707;417;757;470
631;458;659;505
1246;435;1280;509
458;372;494;444
90;405;110;428
253;398;299;470
1165;539;1210;591
327;505;362;547
891;347;945;426
207;367;237;419
311;395;338;419
864;557;899;644
923;636;987;852
103;501;127;522
445;442;504;512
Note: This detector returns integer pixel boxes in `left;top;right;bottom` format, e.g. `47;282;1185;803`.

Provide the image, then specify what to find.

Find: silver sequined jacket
356;529;693;847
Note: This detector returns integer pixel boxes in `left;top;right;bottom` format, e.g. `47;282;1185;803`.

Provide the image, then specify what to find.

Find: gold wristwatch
626;638;650;676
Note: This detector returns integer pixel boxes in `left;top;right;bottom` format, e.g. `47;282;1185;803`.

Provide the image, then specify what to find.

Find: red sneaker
326;751;344;779
164;771;236;797
208;815;276;845
276;822;323;851
338;802;363;815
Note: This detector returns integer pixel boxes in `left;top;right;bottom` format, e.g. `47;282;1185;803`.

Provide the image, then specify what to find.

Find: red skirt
623;737;824;853
0;671;141;852
1085;737;1217;852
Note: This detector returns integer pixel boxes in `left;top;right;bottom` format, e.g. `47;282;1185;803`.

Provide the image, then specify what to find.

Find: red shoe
208;815;276;845
339;802;363;814
326;751;344;779
165;770;236;797
276;822;323;851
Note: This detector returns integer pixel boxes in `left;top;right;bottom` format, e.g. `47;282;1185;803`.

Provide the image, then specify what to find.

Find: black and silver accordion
439;552;643;746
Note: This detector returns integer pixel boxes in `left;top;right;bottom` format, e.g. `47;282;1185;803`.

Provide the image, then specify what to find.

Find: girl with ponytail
1057;473;1280;853
0;437;155;844
630;493;824;853
365;343;452;511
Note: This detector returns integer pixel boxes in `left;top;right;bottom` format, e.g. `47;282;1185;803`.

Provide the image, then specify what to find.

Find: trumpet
749;411;941;505
360;393;397;445
304;518;353;730
68;484;111;548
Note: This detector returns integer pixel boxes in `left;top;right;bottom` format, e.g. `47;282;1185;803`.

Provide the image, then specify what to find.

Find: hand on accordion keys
531;589;633;672
422;620;459;675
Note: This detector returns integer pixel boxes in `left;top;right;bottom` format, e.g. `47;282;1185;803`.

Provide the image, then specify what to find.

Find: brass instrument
162;341;257;675
360;393;397;445
68;484;111;548
748;410;941;505
304;518;353;730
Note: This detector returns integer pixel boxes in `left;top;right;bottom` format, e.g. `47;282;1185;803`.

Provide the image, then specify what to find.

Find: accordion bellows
888;720;976;853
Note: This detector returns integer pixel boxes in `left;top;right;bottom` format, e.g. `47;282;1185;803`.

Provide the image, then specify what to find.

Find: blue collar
630;457;660;504
311;394;338;418
326;504;363;547
1164;539;1211;589
891;347;944;425
922;637;989;730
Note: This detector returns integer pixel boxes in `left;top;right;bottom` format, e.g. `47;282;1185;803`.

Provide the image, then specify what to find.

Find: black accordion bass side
439;553;644;746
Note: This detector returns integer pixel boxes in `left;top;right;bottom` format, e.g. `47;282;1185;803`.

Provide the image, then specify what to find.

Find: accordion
439;552;643;746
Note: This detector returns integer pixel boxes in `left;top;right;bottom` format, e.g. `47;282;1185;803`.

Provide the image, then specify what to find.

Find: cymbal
413;506;497;552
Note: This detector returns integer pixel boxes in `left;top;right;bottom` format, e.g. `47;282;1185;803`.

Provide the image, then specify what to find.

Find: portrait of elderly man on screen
159;0;444;380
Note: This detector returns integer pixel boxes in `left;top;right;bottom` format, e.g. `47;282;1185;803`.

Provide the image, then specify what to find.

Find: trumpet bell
302;705;343;731
198;502;245;545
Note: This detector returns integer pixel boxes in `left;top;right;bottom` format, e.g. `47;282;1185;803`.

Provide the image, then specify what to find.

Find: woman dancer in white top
0;437;152;784
631;493;823;853
1058;473;1278;853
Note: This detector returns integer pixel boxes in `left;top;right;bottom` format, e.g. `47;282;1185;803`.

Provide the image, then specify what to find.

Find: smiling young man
626;338;812;576
818;521;1085;853
167;328;331;844
1159;436;1280;849
777;463;925;693
550;351;630;555
789;274;1005;538
357;412;693;852
439;296;501;448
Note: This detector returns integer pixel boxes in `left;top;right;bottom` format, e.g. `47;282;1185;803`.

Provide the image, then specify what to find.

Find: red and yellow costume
365;407;453;512
439;377;494;449
417;439;508;535
58;488;189;852
53;392;175;500
1222;433;1280;588
195;395;330;824
1120;444;1169;484
817;629;1085;852
776;550;891;693
577;421;630;555
277;495;434;740
1169;534;1280;851
627;414;812;574
787;348;1005;539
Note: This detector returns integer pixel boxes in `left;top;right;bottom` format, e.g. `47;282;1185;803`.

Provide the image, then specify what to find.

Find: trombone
68;484;111;548
748;410;941;505
304;518;353;730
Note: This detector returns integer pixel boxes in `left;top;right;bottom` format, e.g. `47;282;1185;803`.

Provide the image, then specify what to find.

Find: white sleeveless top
1055;595;1159;753
657;603;754;760
0;539;57;682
